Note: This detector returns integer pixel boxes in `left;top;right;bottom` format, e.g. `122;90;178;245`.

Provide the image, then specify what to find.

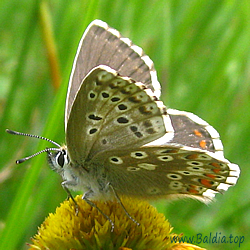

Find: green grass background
0;0;249;249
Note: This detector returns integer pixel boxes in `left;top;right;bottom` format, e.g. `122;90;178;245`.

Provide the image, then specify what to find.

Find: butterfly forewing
66;20;160;125
66;66;173;163
92;145;239;200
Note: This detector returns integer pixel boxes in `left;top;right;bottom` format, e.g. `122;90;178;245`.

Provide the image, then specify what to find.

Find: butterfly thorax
48;146;114;201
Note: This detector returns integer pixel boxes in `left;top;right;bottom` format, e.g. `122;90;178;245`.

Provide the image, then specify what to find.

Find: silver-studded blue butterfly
7;20;240;228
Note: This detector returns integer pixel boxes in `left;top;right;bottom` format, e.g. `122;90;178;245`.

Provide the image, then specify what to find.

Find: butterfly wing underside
65;20;161;126
66;66;173;163
92;145;239;200
167;109;224;154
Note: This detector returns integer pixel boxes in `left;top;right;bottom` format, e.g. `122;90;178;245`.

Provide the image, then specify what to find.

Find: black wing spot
102;92;109;98
111;97;120;102
102;139;107;145
117;117;129;124
118;104;127;110
135;132;143;138
135;152;143;156
88;114;102;121
89;128;98;134
130;126;138;132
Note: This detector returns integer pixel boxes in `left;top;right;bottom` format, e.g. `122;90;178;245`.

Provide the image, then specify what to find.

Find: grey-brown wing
66;66;173;164
167;109;224;155
65;20;161;125
93;145;239;201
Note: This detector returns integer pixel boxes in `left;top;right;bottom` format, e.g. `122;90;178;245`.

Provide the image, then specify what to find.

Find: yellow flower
29;195;205;250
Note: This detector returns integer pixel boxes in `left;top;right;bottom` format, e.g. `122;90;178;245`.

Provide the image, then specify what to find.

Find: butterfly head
47;145;70;174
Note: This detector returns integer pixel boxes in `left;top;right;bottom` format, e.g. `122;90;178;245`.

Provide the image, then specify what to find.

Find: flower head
29;195;205;250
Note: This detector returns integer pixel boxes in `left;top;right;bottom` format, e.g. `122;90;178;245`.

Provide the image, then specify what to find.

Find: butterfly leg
61;180;79;215
82;190;115;232
109;183;140;226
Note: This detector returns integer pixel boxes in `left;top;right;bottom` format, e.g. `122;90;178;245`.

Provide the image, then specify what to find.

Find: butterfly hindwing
93;145;239;200
168;109;224;155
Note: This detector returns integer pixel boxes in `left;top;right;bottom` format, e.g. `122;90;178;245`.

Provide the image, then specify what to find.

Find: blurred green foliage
0;0;249;249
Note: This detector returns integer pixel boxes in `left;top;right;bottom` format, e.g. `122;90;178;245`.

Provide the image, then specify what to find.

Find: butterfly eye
56;152;65;167
55;150;69;168
47;149;69;172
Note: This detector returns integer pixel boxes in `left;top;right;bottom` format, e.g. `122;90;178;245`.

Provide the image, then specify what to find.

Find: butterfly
7;20;240;229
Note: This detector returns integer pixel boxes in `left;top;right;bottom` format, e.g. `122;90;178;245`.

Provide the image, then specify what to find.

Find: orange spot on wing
210;162;220;168
186;154;199;159
200;179;213;188
212;168;221;173
205;173;216;179
187;188;199;194
167;149;179;153
194;129;202;137
199;140;206;149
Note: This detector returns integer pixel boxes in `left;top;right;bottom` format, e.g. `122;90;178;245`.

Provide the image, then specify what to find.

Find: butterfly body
47;144;114;201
